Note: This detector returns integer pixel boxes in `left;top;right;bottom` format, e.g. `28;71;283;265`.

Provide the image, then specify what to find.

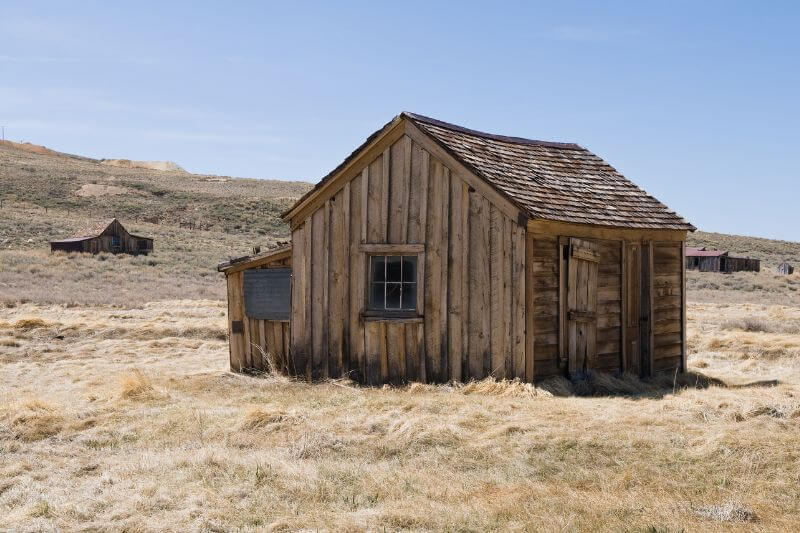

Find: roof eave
217;245;293;274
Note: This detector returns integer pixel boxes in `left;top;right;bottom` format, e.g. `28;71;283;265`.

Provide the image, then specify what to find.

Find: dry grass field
2;143;800;530
1;300;798;531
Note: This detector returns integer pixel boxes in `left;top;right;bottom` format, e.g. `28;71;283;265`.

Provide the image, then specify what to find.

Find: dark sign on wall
243;268;291;320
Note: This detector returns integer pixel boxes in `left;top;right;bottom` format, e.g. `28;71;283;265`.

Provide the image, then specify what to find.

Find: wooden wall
652;242;684;373
530;235;623;377
226;257;291;373
290;134;527;384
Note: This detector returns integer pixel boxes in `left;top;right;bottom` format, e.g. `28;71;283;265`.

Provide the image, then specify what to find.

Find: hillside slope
2;140;799;306
0;142;311;240
0;142;311;305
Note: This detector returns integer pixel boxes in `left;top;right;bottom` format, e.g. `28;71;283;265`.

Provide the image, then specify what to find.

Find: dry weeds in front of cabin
458;377;551;398
1;300;800;531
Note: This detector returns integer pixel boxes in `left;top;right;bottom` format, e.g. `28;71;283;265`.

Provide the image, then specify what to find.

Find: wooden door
624;242;641;375
566;238;599;378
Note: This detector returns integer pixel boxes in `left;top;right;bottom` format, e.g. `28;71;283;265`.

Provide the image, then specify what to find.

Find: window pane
402;282;417;310
386;283;401;309
386;256;402;282
371;256;385;282
370;282;385;309
402;257;416;282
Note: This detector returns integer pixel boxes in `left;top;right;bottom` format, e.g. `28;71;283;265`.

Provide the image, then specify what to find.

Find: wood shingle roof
283;112;694;231
405;113;694;231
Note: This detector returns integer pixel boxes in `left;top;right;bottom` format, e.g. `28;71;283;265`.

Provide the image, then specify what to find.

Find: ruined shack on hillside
685;247;760;273
50;218;153;255
778;263;794;275
221;112;695;384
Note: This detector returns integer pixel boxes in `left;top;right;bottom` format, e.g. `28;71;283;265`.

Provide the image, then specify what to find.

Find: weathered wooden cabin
50;218;153;255
685;247;760;273
222;112;695;384
778;263;794;275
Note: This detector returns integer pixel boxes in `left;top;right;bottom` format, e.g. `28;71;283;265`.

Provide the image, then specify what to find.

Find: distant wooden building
778;263;794;275
685;247;760;273
222;112;695;383
50;218;153;255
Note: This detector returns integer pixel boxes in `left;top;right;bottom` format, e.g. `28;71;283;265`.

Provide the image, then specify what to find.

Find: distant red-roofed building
685;247;759;272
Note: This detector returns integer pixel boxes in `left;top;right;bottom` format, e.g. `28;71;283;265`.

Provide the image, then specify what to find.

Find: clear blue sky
2;1;798;240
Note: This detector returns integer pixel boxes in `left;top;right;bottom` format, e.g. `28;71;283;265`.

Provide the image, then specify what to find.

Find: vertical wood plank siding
652;242;684;373
288;134;525;383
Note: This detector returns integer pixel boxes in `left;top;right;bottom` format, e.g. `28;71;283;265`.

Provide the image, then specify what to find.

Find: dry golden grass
1;300;799;531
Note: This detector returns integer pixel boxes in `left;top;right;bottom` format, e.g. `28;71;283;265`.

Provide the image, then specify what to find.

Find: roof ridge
402;112;583;150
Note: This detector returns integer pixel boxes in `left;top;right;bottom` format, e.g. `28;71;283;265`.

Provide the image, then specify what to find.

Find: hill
0;141;311;305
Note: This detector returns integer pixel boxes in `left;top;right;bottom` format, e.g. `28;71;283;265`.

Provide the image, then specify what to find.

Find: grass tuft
9;399;65;441
119;368;160;401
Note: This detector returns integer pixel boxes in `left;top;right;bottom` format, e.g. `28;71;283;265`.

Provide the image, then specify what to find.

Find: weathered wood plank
425;159;443;381
681;240;687;373
526;232;536;381
381;148;390;242
417;150;429;313
367;155;383;243
227;272;244;372
389;137;409;244
405;323;420;382
460;180;469;381
365;321;382;385
311;208;326;380
469;191;491;380
502;218;513;378
448;173;463;382
349;175;365;382
407;140;424;243
512;225;526;380
328;194;345;378
387;323;406;384
440;167;450;380
490;206;505;378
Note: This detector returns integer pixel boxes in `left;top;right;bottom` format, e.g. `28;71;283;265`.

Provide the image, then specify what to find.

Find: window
243;268;291;320
368;255;417;312
111;236;121;250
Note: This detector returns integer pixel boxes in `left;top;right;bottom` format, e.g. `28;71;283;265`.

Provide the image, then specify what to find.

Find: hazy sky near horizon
1;1;799;240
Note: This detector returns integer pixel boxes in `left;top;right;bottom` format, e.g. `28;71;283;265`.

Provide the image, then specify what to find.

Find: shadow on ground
536;370;779;399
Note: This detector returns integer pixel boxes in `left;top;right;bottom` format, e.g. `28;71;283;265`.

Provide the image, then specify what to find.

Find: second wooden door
566;237;599;378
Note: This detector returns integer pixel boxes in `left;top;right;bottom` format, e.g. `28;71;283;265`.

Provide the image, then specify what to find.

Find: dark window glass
368;255;418;312
402;257;416;282
386;256;402;281
370;282;385;309
372;256;386;282
386;283;401;308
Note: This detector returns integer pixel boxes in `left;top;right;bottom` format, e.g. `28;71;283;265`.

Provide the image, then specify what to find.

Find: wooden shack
685;247;760;273
218;245;292;372
50;218;153;255
778;263;794;275
223;112;695;383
